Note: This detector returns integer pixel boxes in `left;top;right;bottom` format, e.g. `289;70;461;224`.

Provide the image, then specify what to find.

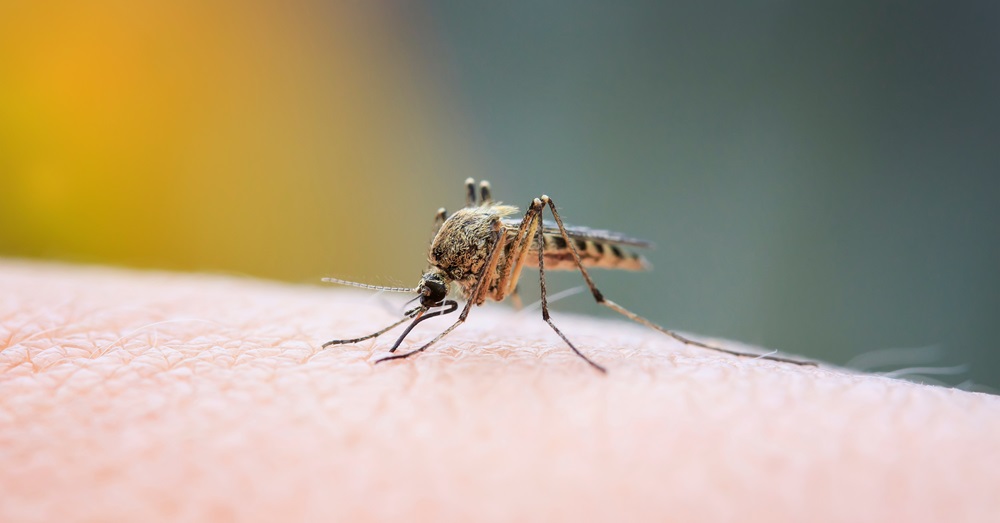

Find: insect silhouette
322;178;815;373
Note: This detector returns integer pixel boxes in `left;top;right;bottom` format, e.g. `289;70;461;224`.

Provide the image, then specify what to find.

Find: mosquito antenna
321;277;418;294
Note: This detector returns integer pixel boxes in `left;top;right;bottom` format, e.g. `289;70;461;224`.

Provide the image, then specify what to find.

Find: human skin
1;260;998;522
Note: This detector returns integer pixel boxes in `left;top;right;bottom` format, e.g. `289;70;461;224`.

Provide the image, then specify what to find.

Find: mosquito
322;178;815;373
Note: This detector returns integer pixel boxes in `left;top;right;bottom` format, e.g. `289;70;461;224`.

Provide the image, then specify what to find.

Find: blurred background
1;1;997;389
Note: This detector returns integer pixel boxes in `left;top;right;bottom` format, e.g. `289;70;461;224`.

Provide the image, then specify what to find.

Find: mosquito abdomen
526;233;650;271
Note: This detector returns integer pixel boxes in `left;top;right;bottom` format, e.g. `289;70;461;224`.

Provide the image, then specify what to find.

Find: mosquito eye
427;280;448;301
420;279;448;304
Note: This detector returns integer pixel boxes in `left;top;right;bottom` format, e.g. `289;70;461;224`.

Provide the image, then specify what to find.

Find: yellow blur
0;1;464;283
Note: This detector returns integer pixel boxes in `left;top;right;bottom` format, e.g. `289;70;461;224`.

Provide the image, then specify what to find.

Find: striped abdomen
525;232;650;271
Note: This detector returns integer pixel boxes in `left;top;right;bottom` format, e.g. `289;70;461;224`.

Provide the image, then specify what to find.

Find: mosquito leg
598;300;815;365
465;177;477;207
376;316;468;364
388;300;458;352
433;207;447;228
492;198;545;302
322;309;421;347
539;195;815;367
479;180;493;205
533;222;607;373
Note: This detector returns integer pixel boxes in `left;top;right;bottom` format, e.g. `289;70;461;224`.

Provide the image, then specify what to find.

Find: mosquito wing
542;221;654;248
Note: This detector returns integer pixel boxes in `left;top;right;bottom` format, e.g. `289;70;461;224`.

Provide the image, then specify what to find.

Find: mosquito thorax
428;205;520;284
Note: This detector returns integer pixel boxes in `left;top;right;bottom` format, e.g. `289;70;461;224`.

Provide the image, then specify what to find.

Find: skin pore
1;260;998;522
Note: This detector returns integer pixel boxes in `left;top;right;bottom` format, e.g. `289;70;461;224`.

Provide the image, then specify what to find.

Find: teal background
403;2;999;390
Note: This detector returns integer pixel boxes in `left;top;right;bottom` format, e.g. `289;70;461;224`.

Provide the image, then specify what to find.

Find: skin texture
1;260;998;522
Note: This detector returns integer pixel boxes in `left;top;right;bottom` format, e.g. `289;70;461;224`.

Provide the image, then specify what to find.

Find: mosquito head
417;268;450;307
